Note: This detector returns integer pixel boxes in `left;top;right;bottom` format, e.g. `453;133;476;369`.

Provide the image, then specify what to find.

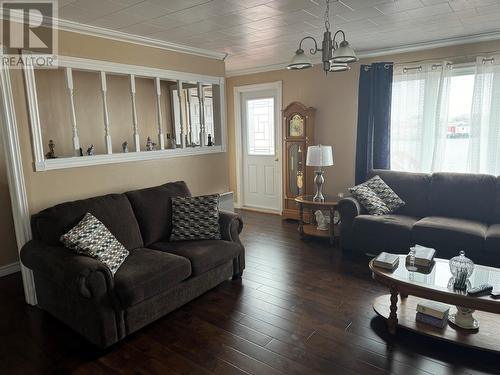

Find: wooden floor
2;210;500;374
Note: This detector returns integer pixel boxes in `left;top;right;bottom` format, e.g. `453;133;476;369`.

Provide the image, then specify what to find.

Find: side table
294;195;339;245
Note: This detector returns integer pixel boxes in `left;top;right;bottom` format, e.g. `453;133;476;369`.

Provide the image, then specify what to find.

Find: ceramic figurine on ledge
45;139;57;159
207;134;213;146
79;147;83;157
86;144;94;156
166;133;173;149
145;136;157;151
122;141;129;153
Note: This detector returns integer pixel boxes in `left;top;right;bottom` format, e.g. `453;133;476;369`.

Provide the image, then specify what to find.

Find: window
246;98;275;155
391;65;475;173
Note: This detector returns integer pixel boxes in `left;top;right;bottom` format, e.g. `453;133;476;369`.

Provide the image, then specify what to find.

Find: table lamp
306;144;334;202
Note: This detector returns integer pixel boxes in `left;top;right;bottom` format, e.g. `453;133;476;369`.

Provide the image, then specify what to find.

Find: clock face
289;114;304;137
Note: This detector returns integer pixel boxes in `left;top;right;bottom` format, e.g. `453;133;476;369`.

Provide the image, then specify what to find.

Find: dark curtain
355;62;393;185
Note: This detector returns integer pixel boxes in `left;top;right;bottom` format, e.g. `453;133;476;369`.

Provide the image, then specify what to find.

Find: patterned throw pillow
349;185;391;216
365;175;405;212
60;213;129;275
170;194;221;241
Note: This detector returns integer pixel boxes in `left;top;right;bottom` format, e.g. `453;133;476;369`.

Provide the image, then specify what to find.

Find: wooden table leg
329;208;335;245
298;202;304;237
388;287;398;335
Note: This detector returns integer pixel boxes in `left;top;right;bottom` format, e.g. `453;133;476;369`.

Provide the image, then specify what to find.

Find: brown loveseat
20;181;244;348
338;169;500;267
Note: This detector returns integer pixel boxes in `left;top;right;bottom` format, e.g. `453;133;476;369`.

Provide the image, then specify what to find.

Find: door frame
233;81;282;213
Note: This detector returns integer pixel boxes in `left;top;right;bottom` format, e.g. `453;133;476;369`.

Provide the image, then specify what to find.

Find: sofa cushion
60;213;129;275
126;181;191;246
412;216;487;252
369;169;431;218
429;172;496;222
114;248;191;307
349;185;391;216
150;240;240;276
485;224;500;254
31;194;143;250
170;194;221;241
364;175;405;212
353;214;419;252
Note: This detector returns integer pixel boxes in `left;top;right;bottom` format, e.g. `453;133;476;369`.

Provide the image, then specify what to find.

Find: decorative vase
449;251;474;279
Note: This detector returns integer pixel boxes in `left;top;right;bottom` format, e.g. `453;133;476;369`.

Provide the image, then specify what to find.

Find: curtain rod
395;49;500;68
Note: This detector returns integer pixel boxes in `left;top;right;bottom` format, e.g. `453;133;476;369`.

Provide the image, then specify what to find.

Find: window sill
34;145;225;171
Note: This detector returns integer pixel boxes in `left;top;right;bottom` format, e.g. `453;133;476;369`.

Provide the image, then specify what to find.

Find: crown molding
1;11;227;60
226;30;500;77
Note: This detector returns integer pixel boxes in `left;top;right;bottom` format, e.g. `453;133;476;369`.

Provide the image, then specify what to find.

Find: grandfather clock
282;102;315;220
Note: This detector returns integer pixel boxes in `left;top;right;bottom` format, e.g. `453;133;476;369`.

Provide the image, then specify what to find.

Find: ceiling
57;0;500;74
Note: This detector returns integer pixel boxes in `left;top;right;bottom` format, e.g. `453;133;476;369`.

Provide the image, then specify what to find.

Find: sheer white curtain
468;56;500;174
391;62;452;173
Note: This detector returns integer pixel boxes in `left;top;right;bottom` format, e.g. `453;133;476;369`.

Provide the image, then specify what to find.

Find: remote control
490;290;500;299
468;284;493;296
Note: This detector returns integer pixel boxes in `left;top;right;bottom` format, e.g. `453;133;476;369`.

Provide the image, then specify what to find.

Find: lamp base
313;170;325;202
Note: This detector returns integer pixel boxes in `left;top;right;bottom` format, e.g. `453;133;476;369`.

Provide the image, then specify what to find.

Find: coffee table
369;256;500;352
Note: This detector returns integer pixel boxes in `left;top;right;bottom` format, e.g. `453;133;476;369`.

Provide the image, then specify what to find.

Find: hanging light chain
324;0;330;31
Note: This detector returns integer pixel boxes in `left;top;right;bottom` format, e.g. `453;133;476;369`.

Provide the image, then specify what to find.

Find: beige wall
0;29;227;268
226;39;500;202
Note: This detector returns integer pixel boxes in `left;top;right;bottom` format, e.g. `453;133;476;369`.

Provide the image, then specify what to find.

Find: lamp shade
287;49;313;70
306;145;333;167
332;40;358;63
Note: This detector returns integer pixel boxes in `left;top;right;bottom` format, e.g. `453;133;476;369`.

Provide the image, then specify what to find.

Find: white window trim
23;54;226;171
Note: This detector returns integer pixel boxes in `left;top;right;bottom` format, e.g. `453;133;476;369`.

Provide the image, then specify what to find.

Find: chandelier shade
287;49;313;70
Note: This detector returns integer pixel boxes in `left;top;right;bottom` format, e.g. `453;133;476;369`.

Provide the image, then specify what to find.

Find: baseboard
0;261;20;277
239;206;282;215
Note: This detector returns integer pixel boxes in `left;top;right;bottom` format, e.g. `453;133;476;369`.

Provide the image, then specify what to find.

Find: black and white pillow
364;175;405;212
349;185;391;216
170;194;221;241
60;213;129;275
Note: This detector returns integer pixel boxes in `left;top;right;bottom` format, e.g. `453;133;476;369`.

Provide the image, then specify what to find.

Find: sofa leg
232;271;243;280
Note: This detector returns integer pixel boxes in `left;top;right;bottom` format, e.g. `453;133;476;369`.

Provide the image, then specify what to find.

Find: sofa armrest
218;210;245;277
20;240;114;299
219;210;243;243
338;197;364;250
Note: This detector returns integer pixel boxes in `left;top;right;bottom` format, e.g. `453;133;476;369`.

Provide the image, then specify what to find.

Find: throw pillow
60;212;129;275
364;175;405;212
170;194;221;241
349;185;391;216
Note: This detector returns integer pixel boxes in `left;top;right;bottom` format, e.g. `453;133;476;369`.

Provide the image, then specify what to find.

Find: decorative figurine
207;134;213;146
45;139;57;159
122;141;129;153
145;137;157;151
145;137;153;151
86;144;94;156
314;210;330;231
79;147;83;157
166;133;173;149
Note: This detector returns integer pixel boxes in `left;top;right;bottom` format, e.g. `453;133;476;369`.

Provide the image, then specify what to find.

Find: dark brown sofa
20;181;244;348
338;169;500;267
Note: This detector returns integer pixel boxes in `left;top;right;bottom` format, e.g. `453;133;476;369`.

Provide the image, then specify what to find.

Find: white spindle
197;82;206;147
177;80;186;148
186;89;193;146
65;67;80;155
100;71;112;154
129;74;140;152
155;77;165;150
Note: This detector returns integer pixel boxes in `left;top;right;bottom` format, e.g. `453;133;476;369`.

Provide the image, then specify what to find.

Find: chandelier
287;0;358;73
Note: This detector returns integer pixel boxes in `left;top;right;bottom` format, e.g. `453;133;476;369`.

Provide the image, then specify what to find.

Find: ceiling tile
375;0;424;15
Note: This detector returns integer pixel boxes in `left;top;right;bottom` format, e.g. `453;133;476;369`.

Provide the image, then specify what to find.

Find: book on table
406;245;436;267
373;252;399;271
416;301;450;319
416;312;447;328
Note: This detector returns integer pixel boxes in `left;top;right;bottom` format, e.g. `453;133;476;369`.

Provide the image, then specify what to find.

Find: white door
241;89;281;212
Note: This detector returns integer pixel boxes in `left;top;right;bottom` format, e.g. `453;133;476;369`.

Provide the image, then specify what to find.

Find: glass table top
377;256;500;297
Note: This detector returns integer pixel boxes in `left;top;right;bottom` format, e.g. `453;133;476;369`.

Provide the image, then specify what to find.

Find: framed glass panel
246;97;275;155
